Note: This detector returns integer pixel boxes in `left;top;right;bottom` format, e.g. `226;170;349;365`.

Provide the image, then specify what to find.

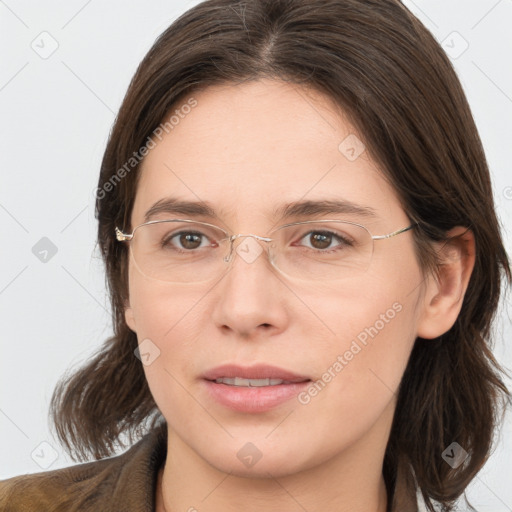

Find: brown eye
162;231;210;251
298;230;353;251
178;232;203;250
308;232;333;250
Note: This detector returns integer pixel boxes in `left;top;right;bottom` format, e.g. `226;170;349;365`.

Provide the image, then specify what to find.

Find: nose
211;235;288;338
223;233;273;263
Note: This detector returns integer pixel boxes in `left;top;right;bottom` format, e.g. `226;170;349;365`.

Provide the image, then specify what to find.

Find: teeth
214;377;287;386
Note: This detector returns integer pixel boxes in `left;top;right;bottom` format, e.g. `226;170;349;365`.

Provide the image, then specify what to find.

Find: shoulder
0;456;121;512
0;424;167;512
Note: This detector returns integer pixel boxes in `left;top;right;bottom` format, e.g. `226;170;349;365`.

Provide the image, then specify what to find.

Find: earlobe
125;302;137;332
416;227;475;339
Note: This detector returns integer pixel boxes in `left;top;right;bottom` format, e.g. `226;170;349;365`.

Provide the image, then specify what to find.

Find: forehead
131;79;404;227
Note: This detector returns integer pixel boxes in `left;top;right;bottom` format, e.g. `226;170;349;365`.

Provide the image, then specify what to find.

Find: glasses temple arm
372;223;418;240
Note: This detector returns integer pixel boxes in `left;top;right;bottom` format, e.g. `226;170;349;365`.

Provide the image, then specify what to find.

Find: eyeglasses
115;219;417;284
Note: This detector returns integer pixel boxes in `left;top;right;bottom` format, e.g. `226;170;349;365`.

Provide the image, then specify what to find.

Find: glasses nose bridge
224;232;274;264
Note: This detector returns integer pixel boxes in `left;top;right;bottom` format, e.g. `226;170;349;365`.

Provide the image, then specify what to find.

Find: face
125;79;430;478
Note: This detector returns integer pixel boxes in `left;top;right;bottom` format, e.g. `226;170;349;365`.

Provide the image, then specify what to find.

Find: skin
124;79;475;512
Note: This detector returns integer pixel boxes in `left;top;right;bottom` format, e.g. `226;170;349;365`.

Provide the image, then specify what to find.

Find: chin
210;457;306;480
198;438;322;480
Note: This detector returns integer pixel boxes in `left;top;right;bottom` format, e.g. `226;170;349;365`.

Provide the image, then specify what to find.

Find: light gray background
1;0;511;510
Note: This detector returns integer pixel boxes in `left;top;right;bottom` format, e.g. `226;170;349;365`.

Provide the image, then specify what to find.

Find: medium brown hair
50;0;511;509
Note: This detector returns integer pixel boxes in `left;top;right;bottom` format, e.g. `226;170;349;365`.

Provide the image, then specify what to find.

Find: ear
125;300;137;332
416;227;475;339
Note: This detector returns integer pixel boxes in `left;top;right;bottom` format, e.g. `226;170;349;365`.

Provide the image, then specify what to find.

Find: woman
1;0;509;510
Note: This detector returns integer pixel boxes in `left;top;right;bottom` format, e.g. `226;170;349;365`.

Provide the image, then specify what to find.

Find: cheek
294;257;422;419
311;290;412;369
285;300;414;464
128;258;205;340
127;268;212;405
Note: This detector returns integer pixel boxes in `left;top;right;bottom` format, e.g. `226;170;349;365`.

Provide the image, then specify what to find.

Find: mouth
202;364;311;412
211;377;306;387
202;363;311;384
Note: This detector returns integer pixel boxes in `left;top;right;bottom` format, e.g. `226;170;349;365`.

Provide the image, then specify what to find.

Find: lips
202;364;312;412
202;363;311;384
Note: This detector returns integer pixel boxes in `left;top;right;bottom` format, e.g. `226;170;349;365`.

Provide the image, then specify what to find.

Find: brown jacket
0;423;420;511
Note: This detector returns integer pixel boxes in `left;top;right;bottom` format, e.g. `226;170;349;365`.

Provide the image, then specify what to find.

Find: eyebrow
144;197;378;223
273;199;377;220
